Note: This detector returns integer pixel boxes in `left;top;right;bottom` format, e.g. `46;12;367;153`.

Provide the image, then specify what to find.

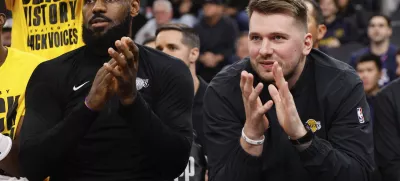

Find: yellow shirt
5;0;84;60
0;48;45;140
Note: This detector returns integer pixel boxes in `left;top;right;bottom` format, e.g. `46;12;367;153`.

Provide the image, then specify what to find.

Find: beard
82;12;132;53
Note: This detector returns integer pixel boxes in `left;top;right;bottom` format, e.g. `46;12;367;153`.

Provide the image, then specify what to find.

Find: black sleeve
374;87;400;181
203;87;263;181
298;74;374;180
19;63;99;180
118;62;194;179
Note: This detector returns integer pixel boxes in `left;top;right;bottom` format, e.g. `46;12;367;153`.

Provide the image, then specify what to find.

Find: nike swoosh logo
73;81;90;91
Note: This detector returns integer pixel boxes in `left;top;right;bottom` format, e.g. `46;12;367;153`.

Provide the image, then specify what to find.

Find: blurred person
304;0;327;50
203;0;374;180
0;10;45;177
5;0;85;60
155;23;208;181
396;49;400;76
350;14;398;86
319;0;355;48
19;0;194;180
194;0;239;82
1;18;11;47
230;32;249;63
135;0;175;44
374;77;400;181
143;37;156;49
224;0;250;31
355;54;382;122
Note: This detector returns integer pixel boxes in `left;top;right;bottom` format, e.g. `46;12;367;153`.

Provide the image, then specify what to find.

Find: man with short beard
203;0;374;180
18;0;194;181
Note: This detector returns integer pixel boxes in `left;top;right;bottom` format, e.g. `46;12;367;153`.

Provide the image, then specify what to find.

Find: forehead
156;30;183;44
249;12;301;35
370;16;388;25
357;61;378;68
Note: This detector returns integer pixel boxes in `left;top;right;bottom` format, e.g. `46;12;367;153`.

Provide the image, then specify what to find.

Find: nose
92;0;107;14
259;39;273;56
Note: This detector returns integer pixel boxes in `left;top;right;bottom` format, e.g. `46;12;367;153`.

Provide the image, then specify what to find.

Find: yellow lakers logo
305;119;321;133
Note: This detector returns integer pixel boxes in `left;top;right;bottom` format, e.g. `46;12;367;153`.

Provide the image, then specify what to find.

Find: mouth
259;61;275;70
90;18;111;28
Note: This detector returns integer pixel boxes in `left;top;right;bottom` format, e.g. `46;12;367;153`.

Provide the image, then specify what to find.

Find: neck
366;86;380;96
325;15;336;24
370;40;390;55
0;45;8;67
190;65;200;94
287;56;307;89
206;15;221;26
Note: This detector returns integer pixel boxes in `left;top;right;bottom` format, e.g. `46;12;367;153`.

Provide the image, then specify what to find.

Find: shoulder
207;58;247;96
7;48;46;65
310;49;362;92
377;78;400;98
138;44;193;84
351;47;369;59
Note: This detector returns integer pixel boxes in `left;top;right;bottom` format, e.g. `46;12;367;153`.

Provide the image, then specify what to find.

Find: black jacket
203;49;375;181
374;78;400;181
19;45;194;181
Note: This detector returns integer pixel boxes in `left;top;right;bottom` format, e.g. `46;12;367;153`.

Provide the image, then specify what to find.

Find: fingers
108;47;128;70
258;100;273;116
240;71;247;94
115;39;134;67
268;84;282;109
243;72;254;99
103;62;123;82
122;37;139;69
272;62;286;90
248;83;263;107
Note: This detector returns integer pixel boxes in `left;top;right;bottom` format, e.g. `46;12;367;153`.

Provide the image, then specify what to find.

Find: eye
106;0;119;2
273;36;283;40
85;0;95;4
168;45;178;51
250;35;261;41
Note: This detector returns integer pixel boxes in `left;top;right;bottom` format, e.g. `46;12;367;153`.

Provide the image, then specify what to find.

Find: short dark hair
304;0;324;25
356;54;382;71
143;37;156;45
156;23;200;48
369;14;392;27
246;0;308;31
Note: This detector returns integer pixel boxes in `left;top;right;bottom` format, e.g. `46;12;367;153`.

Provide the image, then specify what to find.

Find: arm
204;87;263;181
118;62;194;179
374;87;400;181
298;75;374;180
19;64;100;180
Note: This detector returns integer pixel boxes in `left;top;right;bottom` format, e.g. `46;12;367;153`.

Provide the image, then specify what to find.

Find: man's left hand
104;37;140;105
268;62;307;140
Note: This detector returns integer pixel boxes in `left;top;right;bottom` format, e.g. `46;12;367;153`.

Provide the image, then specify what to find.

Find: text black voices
24;0;78;27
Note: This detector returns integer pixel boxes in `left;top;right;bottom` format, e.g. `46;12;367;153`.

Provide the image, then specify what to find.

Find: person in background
135;0;175;44
5;0;84;60
319;0;355;48
396;49;400;76
143;37;156;49
194;0;239;82
355;54;382;122
1;18;11;47
304;0;327;50
155;23;208;181
230;32;249;63
350;14;398;86
374;77;400;181
0;9;45;177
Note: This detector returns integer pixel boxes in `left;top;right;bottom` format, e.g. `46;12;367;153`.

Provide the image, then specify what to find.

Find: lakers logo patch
305;119;321;133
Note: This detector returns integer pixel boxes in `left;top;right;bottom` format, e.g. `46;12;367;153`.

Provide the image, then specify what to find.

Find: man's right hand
239;71;273;156
85;56;117;111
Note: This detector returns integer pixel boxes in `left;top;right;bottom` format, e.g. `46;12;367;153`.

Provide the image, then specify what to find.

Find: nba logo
357;107;365;124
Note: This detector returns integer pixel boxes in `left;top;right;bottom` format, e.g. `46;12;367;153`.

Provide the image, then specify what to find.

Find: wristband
241;128;265;145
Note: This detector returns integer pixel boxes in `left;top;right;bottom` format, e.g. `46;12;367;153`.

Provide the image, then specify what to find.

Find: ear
303;33;313;55
0;13;6;28
130;0;140;17
317;24;327;40
388;27;393;37
189;47;200;64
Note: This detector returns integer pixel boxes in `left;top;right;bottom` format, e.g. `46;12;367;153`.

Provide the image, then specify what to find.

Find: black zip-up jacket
19;45;194;181
203;49;375;181
374;78;400;181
